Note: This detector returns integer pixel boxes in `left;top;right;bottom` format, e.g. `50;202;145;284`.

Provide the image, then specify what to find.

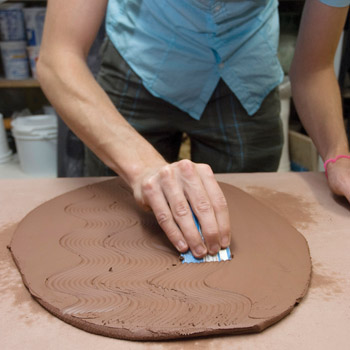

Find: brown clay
10;179;311;340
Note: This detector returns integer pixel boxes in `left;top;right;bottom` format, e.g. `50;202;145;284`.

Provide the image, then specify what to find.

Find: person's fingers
197;163;231;248
159;163;208;258
141;174;189;253
135;160;230;258
176;160;221;255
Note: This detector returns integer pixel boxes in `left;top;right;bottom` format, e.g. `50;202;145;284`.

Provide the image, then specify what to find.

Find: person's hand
326;155;350;203
131;159;231;258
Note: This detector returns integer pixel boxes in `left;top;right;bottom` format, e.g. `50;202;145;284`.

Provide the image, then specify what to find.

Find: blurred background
0;0;349;178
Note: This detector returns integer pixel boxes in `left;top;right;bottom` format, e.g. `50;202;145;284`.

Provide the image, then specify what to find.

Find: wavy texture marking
45;183;252;332
10;178;312;340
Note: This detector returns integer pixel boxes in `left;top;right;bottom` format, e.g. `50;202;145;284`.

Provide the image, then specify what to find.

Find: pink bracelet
324;155;350;178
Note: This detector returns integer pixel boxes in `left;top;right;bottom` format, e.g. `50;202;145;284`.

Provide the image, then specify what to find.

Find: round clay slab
10;179;311;340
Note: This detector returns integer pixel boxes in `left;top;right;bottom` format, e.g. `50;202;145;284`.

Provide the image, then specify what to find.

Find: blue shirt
106;0;349;120
320;0;350;5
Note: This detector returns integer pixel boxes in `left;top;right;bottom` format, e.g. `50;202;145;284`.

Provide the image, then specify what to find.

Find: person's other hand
326;155;350;203
132;159;231;258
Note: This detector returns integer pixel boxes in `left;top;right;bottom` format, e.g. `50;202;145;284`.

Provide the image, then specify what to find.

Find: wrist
98;131;167;188
324;153;350;178
126;158;168;191
324;147;350;162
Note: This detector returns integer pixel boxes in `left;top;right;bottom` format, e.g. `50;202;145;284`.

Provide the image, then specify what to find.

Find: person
37;0;350;259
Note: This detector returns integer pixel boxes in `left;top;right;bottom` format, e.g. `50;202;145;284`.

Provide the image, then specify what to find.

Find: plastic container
0;40;29;79
26;44;40;78
11;115;58;176
43;105;57;116
0;3;26;41
0;113;12;164
23;7;46;46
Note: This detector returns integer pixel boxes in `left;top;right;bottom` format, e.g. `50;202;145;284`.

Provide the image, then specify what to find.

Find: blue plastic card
180;208;232;264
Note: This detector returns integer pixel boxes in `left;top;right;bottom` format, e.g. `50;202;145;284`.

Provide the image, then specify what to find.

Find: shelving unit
6;0;46;3
0;0;46;83
0;79;40;88
0;0;47;114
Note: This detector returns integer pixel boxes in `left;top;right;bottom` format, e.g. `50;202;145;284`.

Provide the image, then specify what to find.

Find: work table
1;172;349;350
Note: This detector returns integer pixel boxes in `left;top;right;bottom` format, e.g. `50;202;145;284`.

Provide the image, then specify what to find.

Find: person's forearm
37;54;231;256
290;65;349;161
289;0;349;162
37;52;166;186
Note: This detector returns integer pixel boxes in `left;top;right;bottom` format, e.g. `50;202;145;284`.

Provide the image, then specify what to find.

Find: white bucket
0;40;29;79
0;113;12;164
23;7;46;46
0;3;26;41
11;115;58;176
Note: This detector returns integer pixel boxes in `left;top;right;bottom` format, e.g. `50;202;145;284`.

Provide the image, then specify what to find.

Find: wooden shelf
0;79;40;88
7;0;47;2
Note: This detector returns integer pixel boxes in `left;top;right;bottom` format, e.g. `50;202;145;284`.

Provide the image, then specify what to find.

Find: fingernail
210;244;220;255
195;245;207;256
221;236;230;247
177;240;188;252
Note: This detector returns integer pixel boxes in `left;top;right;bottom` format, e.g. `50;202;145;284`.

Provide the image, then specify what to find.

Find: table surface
1;173;349;350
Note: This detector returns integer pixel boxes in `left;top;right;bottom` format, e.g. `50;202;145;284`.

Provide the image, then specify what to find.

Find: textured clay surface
10;179;311;340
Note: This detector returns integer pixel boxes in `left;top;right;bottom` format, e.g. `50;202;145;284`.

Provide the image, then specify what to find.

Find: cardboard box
289;130;319;171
